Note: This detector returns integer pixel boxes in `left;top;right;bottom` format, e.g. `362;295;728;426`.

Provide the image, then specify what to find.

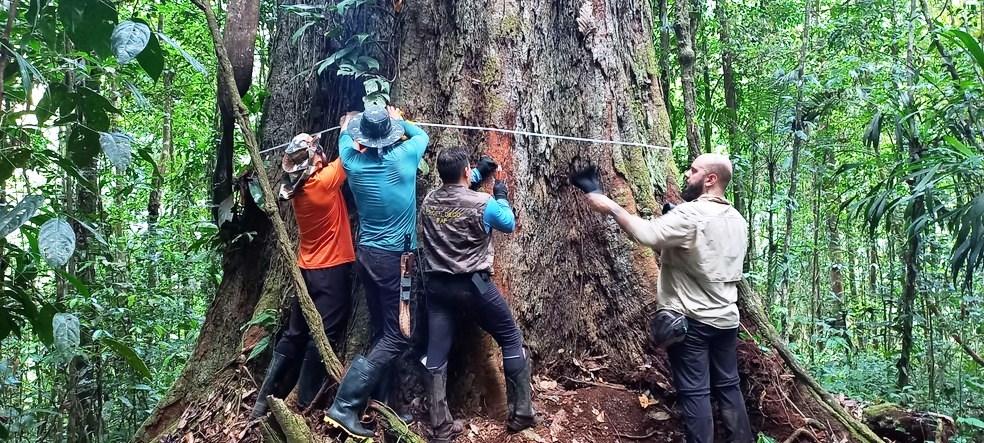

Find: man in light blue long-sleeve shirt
326;105;428;437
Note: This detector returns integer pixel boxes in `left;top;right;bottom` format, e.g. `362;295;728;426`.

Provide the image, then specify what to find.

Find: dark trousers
425;272;525;372
667;320;753;443
356;246;411;367
274;264;353;358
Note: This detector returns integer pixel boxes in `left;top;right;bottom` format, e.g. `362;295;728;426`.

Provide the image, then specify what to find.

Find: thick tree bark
393;0;676;406
673;0;702;160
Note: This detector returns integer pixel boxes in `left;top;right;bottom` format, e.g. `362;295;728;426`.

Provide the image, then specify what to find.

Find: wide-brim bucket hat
347;105;405;148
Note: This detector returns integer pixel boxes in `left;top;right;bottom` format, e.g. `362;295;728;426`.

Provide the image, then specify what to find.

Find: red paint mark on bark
484;128;517;303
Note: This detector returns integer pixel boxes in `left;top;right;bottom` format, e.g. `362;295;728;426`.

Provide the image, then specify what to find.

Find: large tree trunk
135;0;883;441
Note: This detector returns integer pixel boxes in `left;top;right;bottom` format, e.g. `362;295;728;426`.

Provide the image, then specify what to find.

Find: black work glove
470;156;498;191
662;202;676;214
570;165;601;194
493;180;509;201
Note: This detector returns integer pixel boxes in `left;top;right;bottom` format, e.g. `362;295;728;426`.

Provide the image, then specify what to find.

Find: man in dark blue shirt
419;149;535;442
325;105;428;438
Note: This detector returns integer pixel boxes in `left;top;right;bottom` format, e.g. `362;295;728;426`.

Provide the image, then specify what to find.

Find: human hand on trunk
584;192;618;215
387;106;404;120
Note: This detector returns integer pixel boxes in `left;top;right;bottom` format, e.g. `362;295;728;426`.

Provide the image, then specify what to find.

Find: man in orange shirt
251;133;356;418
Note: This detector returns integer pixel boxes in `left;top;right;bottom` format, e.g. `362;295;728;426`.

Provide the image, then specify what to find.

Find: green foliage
1;0;217;438
285;0;391;107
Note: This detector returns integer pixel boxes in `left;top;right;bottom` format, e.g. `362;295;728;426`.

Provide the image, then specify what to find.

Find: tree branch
951;334;984;367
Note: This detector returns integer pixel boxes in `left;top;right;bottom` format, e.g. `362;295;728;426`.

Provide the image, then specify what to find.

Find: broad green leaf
57;0;118;57
0;148;32;184
111;20;151;64
54;268;92;297
99;131;133;171
12;50;35;94
39;218;76;268
28;304;57;346
99;337;152;379
52;313;80;357
36;83;69;124
945;29;984;72
247;335;270;361
0;195;43;238
136;27;164;81
958;416;984;430
291;21;315;44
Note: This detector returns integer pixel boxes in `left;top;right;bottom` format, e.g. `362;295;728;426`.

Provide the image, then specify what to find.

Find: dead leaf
638;391;657;409
182;433;195;443
593;407;606;423
651;410;671;421
521;429;547;443
539;379;558;390
549;409;569;441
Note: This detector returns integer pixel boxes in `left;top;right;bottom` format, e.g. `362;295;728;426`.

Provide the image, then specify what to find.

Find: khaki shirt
643;195;747;329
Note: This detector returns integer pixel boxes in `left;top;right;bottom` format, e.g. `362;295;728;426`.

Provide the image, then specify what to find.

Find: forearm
603;200;661;247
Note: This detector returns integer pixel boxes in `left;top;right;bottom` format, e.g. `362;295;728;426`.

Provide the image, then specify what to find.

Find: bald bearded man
583;154;753;443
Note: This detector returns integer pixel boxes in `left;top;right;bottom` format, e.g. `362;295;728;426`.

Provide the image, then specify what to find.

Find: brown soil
161;336;852;443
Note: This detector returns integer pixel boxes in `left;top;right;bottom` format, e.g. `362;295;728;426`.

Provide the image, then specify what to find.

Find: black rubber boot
504;355;535;433
295;342;327;410
250;351;301;419
325;356;382;438
427;363;464;443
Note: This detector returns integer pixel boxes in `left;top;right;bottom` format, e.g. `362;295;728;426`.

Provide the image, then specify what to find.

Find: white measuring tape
259;121;671;154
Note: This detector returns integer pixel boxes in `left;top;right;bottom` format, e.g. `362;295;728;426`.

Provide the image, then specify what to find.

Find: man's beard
681;180;703;202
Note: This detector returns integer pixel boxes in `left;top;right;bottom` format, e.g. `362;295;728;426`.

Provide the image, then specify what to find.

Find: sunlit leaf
0;196;43;238
99;131;134;171
39;218;76;268
111;20;151;64
100;337;152;379
52;313;80;357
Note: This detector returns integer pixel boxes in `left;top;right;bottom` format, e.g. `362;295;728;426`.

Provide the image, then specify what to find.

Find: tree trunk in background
147;11;174;289
657;0;674;136
897;0;923;390
674;0;702;160
766;135;777;307
700;36;711;154
781;0;810;337
825;148;846;337
210;0;260;225
68;161;101;443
